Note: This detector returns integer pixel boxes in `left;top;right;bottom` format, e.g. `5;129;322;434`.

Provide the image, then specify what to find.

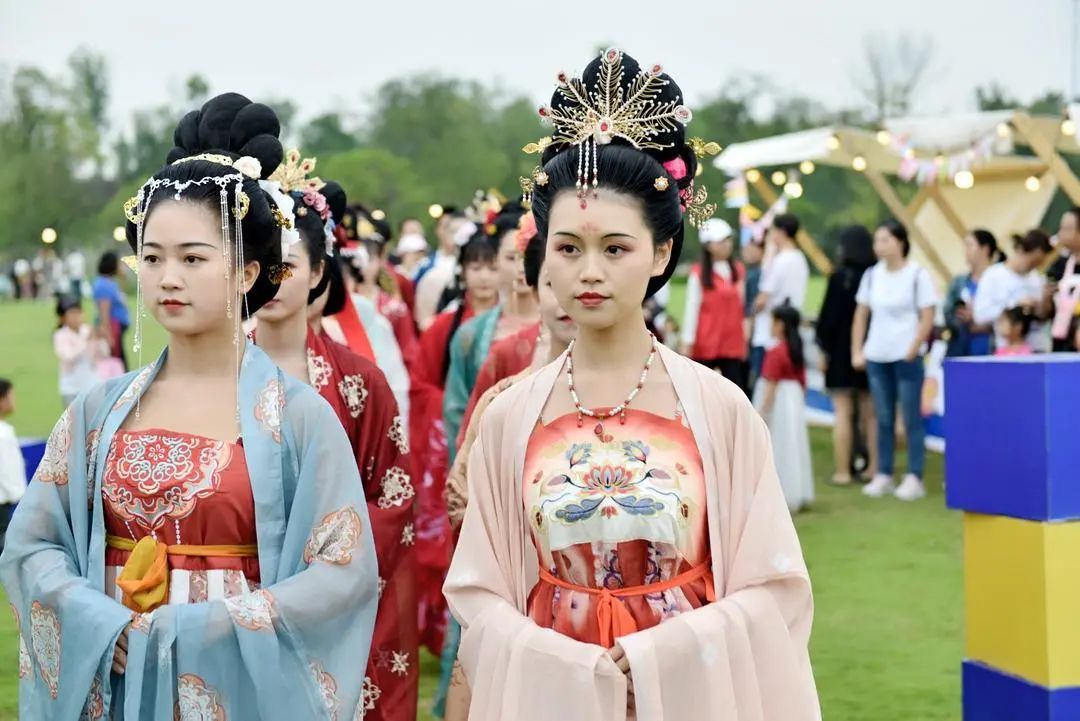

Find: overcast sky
1;0;1076;135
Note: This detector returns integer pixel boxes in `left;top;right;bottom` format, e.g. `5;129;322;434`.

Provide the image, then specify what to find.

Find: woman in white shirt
972;230;1053;352
852;219;939;501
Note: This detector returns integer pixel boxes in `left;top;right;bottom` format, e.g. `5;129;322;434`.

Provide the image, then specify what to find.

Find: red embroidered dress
306;327;419;721
102;429;259;604
524;408;712;648
408;305;475;654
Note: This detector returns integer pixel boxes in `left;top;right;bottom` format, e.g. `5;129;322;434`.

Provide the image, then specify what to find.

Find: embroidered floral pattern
101;432;231;534
85;428;101;509
390;650;410;677
30;601;61;698
307;349;333;391
525;411;707;604
388;415;408;455
79;673;105;720
176;674;226;720
360;676;381;713
255;379;286;442
303;507;363;566
377;466;414;509
310;661;339;721
400;522;415;546
112;365;154;411
36;407;72;485
13;605;30;680
225;590;276;631
338;374;368;418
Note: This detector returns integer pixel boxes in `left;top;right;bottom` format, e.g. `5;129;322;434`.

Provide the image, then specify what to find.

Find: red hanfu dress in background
307;327;419;721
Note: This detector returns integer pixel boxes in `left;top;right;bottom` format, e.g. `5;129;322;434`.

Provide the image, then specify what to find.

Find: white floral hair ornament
233;156;262;180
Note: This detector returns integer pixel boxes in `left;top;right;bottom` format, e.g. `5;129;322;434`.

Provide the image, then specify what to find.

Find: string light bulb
784;181;804;199
996;123;1011;138
826;134;841;151
799;160;816;175
876;130;892;145
371;209;386;221
41;227;57;244
1063;118;1077;137
1025;175;1041;192
954;170;975;189
113;227;126;242
745;168;761;183
851;155;868;172
428;204;444;219
771;170;787;186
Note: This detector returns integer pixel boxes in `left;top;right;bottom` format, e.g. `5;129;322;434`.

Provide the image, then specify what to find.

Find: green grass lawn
0;286;958;720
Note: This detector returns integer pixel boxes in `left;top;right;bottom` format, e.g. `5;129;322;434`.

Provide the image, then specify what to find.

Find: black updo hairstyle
289;181;347;304
530;51;696;299
321;251;348;317
125;93;285;316
523;226;545;289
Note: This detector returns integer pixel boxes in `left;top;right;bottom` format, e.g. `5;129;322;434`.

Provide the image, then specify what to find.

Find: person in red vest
679;218;748;393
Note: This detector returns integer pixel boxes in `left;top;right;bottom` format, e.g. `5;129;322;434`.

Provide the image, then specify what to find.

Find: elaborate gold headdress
520;47;720;227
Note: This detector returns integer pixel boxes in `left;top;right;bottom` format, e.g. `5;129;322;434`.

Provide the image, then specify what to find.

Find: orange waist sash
106;535;258;613
537;559;716;648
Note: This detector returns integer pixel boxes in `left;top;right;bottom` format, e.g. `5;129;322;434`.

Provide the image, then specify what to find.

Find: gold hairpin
172;153;236;168
269;149;325;193
232;191;250;220
270;203;293;229
654;176;670;191
123;196;143;224
268;264;293;284
683;185;717;229
523;137;553;155
688;137;722;159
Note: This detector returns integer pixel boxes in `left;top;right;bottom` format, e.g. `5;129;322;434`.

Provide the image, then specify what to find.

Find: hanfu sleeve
444;399;630;721
0;392;134;721
355;365;414;592
617;405;820;721
119;388;379;721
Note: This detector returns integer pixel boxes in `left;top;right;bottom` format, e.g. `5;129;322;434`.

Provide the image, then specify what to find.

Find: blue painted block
945;356;1080;521
19;438;46;482
963;661;1080;721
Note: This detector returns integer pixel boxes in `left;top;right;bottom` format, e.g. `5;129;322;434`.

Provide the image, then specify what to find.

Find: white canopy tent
714;110;1078;285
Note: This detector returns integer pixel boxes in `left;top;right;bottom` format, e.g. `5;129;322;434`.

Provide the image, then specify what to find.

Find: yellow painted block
964;513;1080;687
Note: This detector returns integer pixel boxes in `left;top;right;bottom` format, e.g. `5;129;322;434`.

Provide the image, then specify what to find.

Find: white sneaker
862;474;895;498
894;474;927;502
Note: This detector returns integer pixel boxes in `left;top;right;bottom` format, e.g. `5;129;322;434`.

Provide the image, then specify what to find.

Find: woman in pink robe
444;47;818;720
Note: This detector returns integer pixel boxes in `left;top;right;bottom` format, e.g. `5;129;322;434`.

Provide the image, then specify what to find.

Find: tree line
0;39;1074;267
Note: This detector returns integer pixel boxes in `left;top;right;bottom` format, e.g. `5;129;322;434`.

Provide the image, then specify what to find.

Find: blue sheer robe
0;343;379;720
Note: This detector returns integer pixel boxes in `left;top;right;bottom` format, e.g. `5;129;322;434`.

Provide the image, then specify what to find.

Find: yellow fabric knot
115;536;169;613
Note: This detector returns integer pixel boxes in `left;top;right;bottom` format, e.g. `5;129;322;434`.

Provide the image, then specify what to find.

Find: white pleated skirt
753;379;815;513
